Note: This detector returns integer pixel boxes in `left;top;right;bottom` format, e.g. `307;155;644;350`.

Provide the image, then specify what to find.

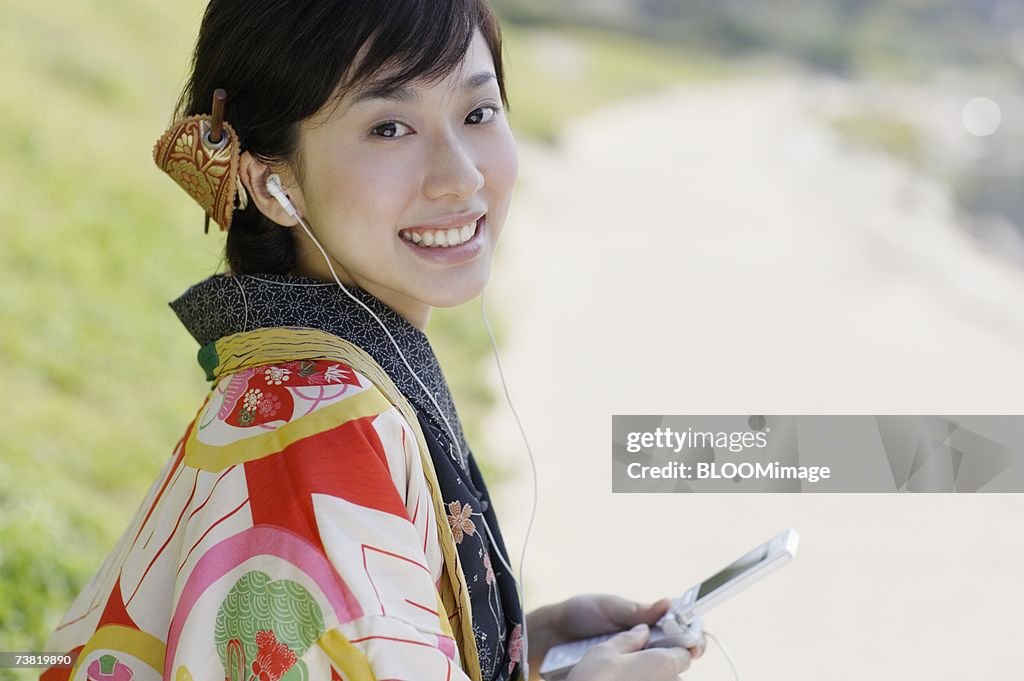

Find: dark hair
175;0;508;275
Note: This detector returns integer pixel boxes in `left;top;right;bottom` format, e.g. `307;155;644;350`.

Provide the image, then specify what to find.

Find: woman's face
287;30;518;329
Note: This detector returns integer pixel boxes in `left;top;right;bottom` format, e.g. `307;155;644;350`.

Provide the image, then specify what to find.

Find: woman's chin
422;270;492;309
426;288;487;309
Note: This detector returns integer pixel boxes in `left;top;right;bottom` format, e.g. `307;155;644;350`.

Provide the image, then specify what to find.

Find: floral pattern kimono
42;274;523;681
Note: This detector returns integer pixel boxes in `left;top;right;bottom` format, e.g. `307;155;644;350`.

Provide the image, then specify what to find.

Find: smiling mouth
399;218;481;248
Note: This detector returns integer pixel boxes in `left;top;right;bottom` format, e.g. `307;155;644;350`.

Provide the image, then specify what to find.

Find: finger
599;623;650;654
646;597;673;620
671;647;694;673
687;641;706;660
607;596;668;629
637;645;693;674
631;597;672;626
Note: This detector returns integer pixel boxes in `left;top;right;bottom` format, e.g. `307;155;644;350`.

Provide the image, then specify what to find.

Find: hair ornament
234;173;249;212
152;88;244;233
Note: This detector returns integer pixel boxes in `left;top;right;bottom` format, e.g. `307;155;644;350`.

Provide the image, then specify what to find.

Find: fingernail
632;624;648;633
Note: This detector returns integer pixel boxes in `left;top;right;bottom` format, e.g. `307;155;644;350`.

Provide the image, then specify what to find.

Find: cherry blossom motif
446;500;477;544
250;629;297;681
263;366;292;385
507;624;523;675
483;552;496;585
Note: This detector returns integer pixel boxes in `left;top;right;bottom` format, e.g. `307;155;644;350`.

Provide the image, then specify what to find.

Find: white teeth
400;219;481;248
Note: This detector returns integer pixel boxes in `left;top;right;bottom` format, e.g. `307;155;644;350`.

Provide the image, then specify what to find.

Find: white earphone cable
231;271;251;331
282;193;537;676
479;287;539;678
702;629;741;681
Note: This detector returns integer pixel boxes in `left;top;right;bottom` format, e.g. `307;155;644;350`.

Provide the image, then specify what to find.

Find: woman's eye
371;121;413;138
466;106;500;125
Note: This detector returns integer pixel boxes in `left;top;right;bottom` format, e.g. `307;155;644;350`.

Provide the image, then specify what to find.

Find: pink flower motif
250;629;297;681
507;624;523;675
446;500;477;544
483;552;496;585
257;393;282;417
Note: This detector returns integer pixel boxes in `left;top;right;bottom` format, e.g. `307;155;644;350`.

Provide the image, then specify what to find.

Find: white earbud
266;173;299;218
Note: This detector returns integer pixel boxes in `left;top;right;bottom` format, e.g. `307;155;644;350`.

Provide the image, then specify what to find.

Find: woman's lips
399;215;487;264
400;219;479;248
398;209;485;246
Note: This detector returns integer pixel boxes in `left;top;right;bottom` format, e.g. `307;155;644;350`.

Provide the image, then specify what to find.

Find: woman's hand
526;594;705;679
566;624;693;681
557;594;705;657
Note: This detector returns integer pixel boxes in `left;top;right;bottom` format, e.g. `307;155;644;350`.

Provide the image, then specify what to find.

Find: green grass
1;0;218;663
0;0;728;671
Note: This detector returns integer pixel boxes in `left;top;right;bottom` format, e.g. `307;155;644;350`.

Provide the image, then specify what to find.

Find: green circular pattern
214;570;327;681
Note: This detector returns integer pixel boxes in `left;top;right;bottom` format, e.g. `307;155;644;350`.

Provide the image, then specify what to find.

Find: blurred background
2;1;1023;679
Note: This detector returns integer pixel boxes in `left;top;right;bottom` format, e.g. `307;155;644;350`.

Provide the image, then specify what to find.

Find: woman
42;1;702;679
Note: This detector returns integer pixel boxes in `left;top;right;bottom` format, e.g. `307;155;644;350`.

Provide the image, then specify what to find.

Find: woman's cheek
353;155;423;206
483;136;519;203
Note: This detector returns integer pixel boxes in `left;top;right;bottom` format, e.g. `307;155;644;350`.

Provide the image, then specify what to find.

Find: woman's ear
238;152;305;226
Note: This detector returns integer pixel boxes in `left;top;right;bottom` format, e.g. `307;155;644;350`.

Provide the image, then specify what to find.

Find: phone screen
695;544;770;601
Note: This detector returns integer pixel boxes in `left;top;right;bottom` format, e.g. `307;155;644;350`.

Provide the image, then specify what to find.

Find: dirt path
484;77;1024;680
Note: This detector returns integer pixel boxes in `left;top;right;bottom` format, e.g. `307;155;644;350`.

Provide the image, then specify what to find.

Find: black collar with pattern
169;272;470;471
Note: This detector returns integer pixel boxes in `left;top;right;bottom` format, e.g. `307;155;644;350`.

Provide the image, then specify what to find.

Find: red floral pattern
250;629;297;681
257;392;283;417
223;360;360;428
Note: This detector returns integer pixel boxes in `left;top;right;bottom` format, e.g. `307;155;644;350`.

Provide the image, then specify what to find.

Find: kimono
42;273;523;681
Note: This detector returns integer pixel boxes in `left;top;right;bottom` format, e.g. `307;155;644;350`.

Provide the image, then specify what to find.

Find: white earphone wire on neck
266;174;468;467
265;174;537;679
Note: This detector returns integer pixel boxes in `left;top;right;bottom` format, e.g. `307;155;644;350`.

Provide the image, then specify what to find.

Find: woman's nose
421;134;485;201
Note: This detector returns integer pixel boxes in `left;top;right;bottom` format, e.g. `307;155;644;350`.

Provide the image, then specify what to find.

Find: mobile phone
538;528;800;680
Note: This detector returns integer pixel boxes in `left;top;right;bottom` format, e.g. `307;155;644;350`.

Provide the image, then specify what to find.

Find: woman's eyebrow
351;71;497;104
462;71;497;91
